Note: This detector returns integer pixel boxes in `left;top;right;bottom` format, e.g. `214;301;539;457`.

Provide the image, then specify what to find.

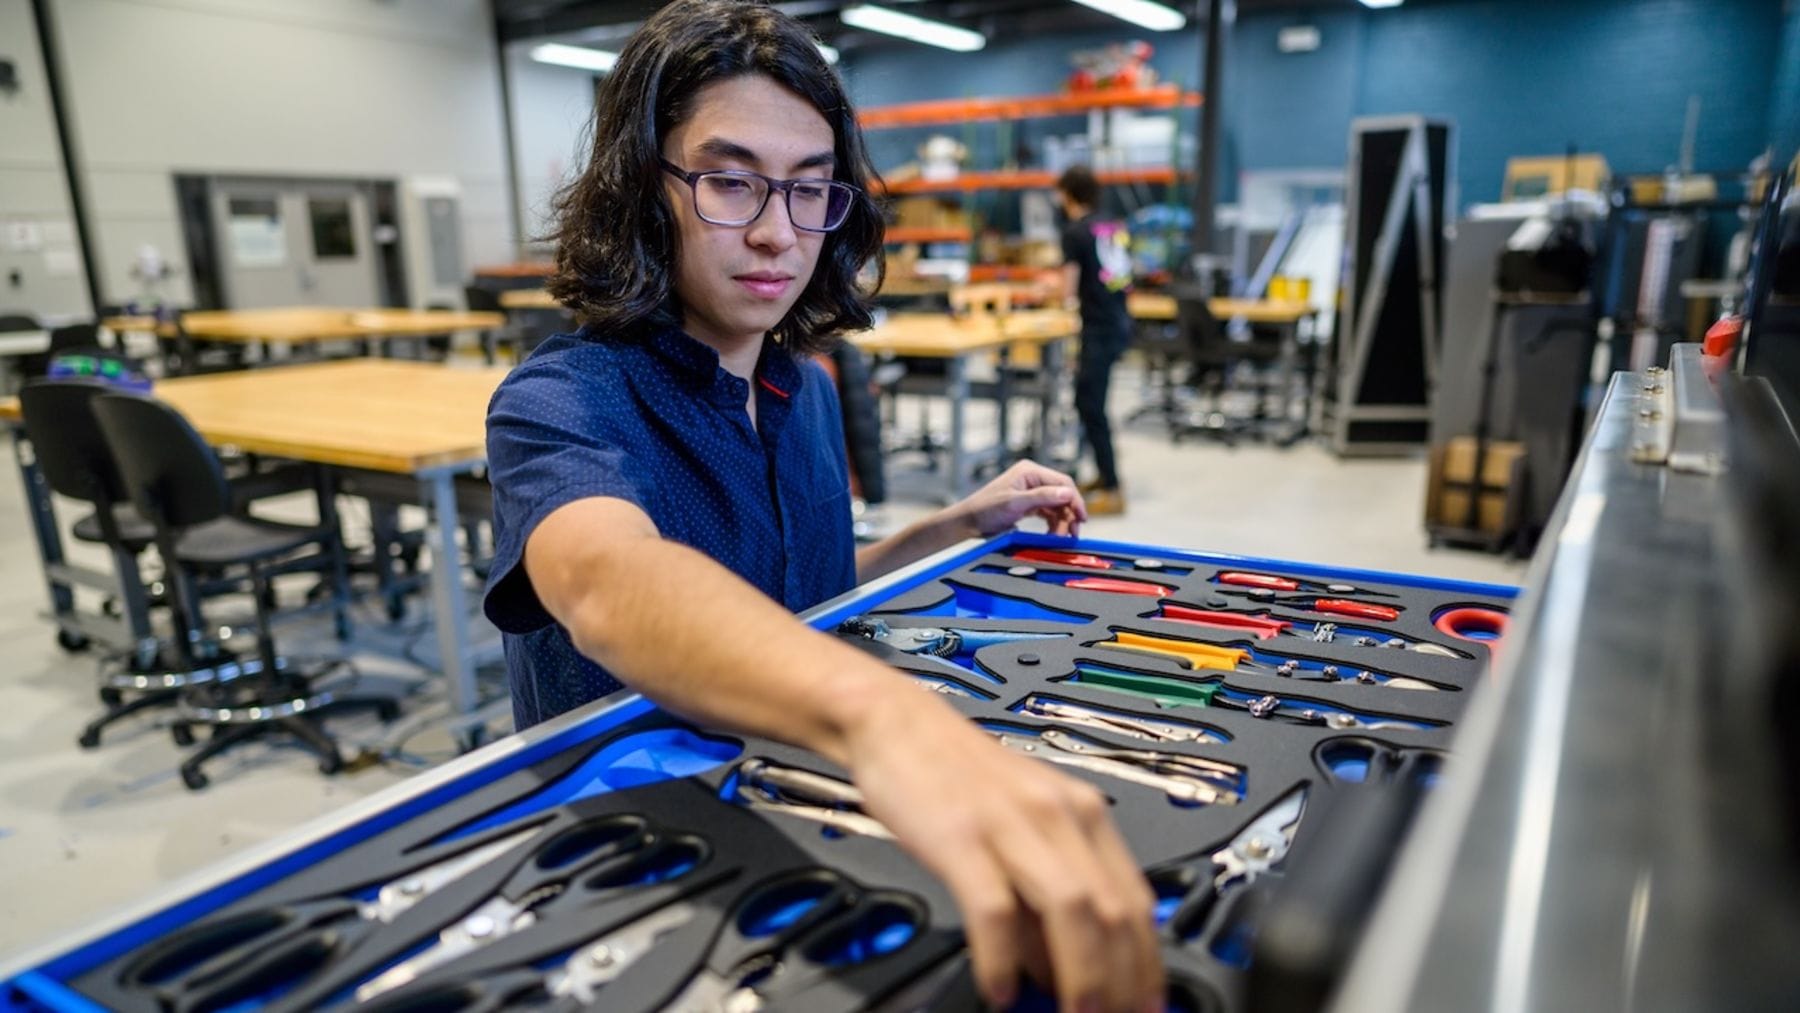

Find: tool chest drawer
0;531;1515;1013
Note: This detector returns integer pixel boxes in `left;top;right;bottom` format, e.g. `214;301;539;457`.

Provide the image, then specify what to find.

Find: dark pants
1074;326;1127;489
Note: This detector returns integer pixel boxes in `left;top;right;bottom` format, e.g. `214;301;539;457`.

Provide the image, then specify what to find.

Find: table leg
995;344;1013;461
420;469;479;725
947;354;969;500
1038;337;1068;464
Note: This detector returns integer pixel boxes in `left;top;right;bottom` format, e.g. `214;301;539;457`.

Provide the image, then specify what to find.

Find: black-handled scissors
117;821;545;1012
355;816;703;1002
660;868;925;1013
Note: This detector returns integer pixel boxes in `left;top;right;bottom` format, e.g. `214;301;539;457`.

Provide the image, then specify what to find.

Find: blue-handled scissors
660;868;924;1013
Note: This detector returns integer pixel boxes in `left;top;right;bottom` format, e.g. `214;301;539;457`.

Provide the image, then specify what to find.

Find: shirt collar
644;327;806;406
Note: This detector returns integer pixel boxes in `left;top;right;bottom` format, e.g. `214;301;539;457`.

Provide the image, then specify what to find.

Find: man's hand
950;459;1088;539
842;683;1164;1012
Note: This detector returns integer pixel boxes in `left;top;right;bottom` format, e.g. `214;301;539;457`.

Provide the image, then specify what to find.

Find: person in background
1055;165;1134;516
481;3;1162;1009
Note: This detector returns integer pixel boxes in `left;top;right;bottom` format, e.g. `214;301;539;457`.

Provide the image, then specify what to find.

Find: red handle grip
1065;577;1171;597
1216;571;1299;591
1014;549;1114;570
1433;607;1508;642
1313;598;1400;622
1159;604;1291;639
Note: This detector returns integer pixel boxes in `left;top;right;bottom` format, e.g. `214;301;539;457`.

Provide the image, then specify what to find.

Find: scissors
356;816;707;1001
117;822;545;1010
356;901;703;1012
1155;603;1466;658
660;868;924;1012
1065;662;1441;731
1092;630;1445;692
1151;784;1308;941
1316;736;1446;789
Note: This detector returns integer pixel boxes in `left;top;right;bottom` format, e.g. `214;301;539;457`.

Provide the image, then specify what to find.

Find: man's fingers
930;850;1025;1008
1083;802;1166;1009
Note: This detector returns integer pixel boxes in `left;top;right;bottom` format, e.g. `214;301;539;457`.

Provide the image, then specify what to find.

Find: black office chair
1167;288;1285;445
16;381;198;746
92;393;397;789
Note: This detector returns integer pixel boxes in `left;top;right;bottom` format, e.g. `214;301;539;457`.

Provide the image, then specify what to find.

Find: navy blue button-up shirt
483;326;856;729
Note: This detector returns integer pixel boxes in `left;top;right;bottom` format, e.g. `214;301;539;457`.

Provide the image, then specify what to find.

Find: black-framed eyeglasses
660;159;859;233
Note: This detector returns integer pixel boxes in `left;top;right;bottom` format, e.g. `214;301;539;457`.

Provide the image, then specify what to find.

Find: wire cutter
1092;630;1442;691
1210;570;1394;598
731;758;895;841
1152;784;1307;940
355;815;707;1001
1156;603;1465;658
991;726;1244;806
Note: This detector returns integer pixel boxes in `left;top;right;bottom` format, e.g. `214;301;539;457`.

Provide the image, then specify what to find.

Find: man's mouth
734;272;794;299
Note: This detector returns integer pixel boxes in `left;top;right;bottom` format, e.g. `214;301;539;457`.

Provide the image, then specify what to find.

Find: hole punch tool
1016;694;1230;745
989;726;1244;806
354;816;708;1002
1151;785;1308;941
836;616;1066;667
1093;631;1444;691
730;758;895;841
118;822;548;1010
1210;570;1395;598
1064;662;1442;731
658;869;924;1012
1155;604;1467;658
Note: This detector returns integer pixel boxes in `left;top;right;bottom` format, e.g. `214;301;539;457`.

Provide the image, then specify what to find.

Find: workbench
103;308;506;374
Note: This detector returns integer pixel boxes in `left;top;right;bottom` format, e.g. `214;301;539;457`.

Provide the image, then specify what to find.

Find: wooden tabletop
1;360;509;473
178;307;505;342
849;309;1078;358
1127;293;1316;325
499;288;565;310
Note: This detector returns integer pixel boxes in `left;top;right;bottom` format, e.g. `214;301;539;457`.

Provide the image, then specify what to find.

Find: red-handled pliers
1212;570;1394;598
1210;588;1400;622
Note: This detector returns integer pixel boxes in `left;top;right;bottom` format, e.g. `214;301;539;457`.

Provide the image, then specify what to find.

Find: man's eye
792;184;828;202
705;176;755;193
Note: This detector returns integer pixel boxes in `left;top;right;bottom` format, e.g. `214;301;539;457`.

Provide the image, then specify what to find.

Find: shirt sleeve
1061;219;1087;266
482;354;651;635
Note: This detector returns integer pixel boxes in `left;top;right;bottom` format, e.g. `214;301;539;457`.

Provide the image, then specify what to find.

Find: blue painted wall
840;0;1792;213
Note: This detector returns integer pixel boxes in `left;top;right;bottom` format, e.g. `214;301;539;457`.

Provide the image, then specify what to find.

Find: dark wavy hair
546;0;885;356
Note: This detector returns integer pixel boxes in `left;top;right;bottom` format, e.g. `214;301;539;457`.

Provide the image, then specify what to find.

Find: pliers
1067;661;1440;731
1208;588;1401;622
1154;604;1464;658
1093;630;1443;691
1210;570;1394;598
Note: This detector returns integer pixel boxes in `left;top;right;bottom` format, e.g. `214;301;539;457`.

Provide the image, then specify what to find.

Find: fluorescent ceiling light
1358;0;1404;8
1070;0;1186;32
840;4;986;52
816;41;840;64
529;43;618;72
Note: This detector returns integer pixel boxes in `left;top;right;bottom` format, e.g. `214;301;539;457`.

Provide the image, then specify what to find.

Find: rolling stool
18;380;255;748
93;392;399;789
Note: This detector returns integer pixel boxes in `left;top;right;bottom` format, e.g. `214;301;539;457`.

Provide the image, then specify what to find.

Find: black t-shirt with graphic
1061;212;1133;337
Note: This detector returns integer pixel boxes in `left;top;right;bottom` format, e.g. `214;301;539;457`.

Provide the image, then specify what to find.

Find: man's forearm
855;506;976;584
553;532;909;766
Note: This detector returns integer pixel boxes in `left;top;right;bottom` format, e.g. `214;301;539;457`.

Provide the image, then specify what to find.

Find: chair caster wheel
171;724;196;747
377;701;401;722
181;768;209;791
99;687;124;707
78;729;102;749
58;629;91;653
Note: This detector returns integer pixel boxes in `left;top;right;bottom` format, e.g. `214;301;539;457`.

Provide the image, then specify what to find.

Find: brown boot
1086;487;1126;516
1077;476;1107;494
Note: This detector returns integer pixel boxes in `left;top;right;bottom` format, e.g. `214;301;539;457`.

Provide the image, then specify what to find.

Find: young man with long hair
482;3;1162;1009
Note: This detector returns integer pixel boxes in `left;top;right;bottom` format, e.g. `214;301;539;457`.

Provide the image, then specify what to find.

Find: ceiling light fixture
1358;0;1405;8
839;4;986;52
1070;0;1187;32
529;42;618;72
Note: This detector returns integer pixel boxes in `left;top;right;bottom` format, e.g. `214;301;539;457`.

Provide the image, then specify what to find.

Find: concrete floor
0;360;1525;963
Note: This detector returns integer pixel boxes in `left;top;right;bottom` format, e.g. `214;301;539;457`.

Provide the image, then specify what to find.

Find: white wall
504;46;595;248
47;0;515;306
0;0;91;320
